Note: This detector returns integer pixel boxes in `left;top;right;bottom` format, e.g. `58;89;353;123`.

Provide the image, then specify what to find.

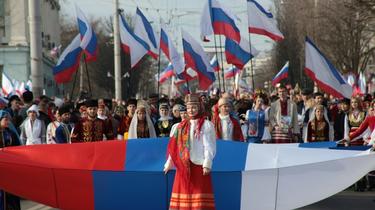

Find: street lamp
107;71;129;80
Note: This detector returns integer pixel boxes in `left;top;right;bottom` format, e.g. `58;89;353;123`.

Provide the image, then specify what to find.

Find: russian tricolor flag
134;8;159;59
201;0;241;43
272;61;289;86
247;0;284;41
2;72;14;96
53;35;83;84
182;30;215;90
156;63;175;83
75;6;97;61
160;26;184;75
119;13;148;68
210;55;220;72
224;66;241;79
305;37;352;99
225;36;259;69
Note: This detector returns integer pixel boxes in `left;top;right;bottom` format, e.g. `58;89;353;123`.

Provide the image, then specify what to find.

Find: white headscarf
128;108;156;139
27;104;40;117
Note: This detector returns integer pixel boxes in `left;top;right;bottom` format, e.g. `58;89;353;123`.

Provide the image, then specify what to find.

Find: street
21;190;375;210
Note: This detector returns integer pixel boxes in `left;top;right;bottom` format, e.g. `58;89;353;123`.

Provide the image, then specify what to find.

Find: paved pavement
21;190;375;210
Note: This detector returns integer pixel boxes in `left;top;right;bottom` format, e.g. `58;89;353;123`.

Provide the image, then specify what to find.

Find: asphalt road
21;190;375;210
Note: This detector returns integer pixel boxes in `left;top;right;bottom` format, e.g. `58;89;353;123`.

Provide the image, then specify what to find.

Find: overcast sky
61;0;275;53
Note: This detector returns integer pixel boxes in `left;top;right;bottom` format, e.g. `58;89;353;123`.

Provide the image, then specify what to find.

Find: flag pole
247;13;255;91
70;61;80;101
83;54;92;97
218;35;226;92
231;64;236;90
157;41;162;107
213;36;222;92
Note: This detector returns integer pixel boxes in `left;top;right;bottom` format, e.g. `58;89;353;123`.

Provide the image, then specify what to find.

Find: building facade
0;0;62;96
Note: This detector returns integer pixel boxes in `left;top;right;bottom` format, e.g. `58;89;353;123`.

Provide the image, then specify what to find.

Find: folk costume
55;106;73;144
165;94;216;210
245;108;271;143
0;110;21;210
127;101;156;139
344;109;366;146
212;98;244;142
305;105;332;142
269;99;299;143
20;105;46;145
71;100;114;143
155;103;174;137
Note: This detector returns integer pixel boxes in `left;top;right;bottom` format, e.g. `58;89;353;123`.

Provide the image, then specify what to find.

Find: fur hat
85;99;98;108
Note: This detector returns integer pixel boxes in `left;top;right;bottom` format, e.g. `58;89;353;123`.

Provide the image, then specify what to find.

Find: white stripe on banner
241;144;375;210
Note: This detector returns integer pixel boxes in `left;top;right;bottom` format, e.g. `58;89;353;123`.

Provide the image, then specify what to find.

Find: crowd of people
0;84;375;209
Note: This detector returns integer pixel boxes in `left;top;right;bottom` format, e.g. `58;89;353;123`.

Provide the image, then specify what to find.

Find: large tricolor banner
182;30;215;90
247;0;284;41
134;8;159;59
305;37;353;99
119;13;148;68
0;140;373;210
75;5;97;61
53;35;83;84
200;0;241;42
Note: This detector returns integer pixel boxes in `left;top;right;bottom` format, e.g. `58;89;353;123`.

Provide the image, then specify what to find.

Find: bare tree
272;0;375;88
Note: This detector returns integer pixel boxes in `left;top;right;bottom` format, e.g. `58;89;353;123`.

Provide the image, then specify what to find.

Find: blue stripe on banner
125;138;169;171
329;145;372;151
120;14;150;51
212;140;249;171
182;39;216;81
212;172;242;210
248;0;273;18
298;141;337;148
211;8;240;32
305;37;346;84
77;19;87;37
225;38;251;64
136;8;158;49
85;30;97;54
93;171;168;210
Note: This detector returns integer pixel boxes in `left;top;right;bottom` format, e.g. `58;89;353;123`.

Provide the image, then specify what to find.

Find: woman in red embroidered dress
164;94;216;210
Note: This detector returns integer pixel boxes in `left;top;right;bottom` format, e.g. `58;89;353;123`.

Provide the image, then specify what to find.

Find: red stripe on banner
184;52;198;72
304;67;344;98
248;27;284;41
213;22;241;43
148;51;158;60
84;48;98;62
0;161;58;207
272;72;288;86
54;169;94;210
121;44;130;54
225;51;245;69
54;61;81;84
160;41;170;60
0;141;127;209
197;71;214;90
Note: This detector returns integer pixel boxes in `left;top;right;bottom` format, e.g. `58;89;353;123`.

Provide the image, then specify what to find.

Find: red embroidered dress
167;117;216;210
